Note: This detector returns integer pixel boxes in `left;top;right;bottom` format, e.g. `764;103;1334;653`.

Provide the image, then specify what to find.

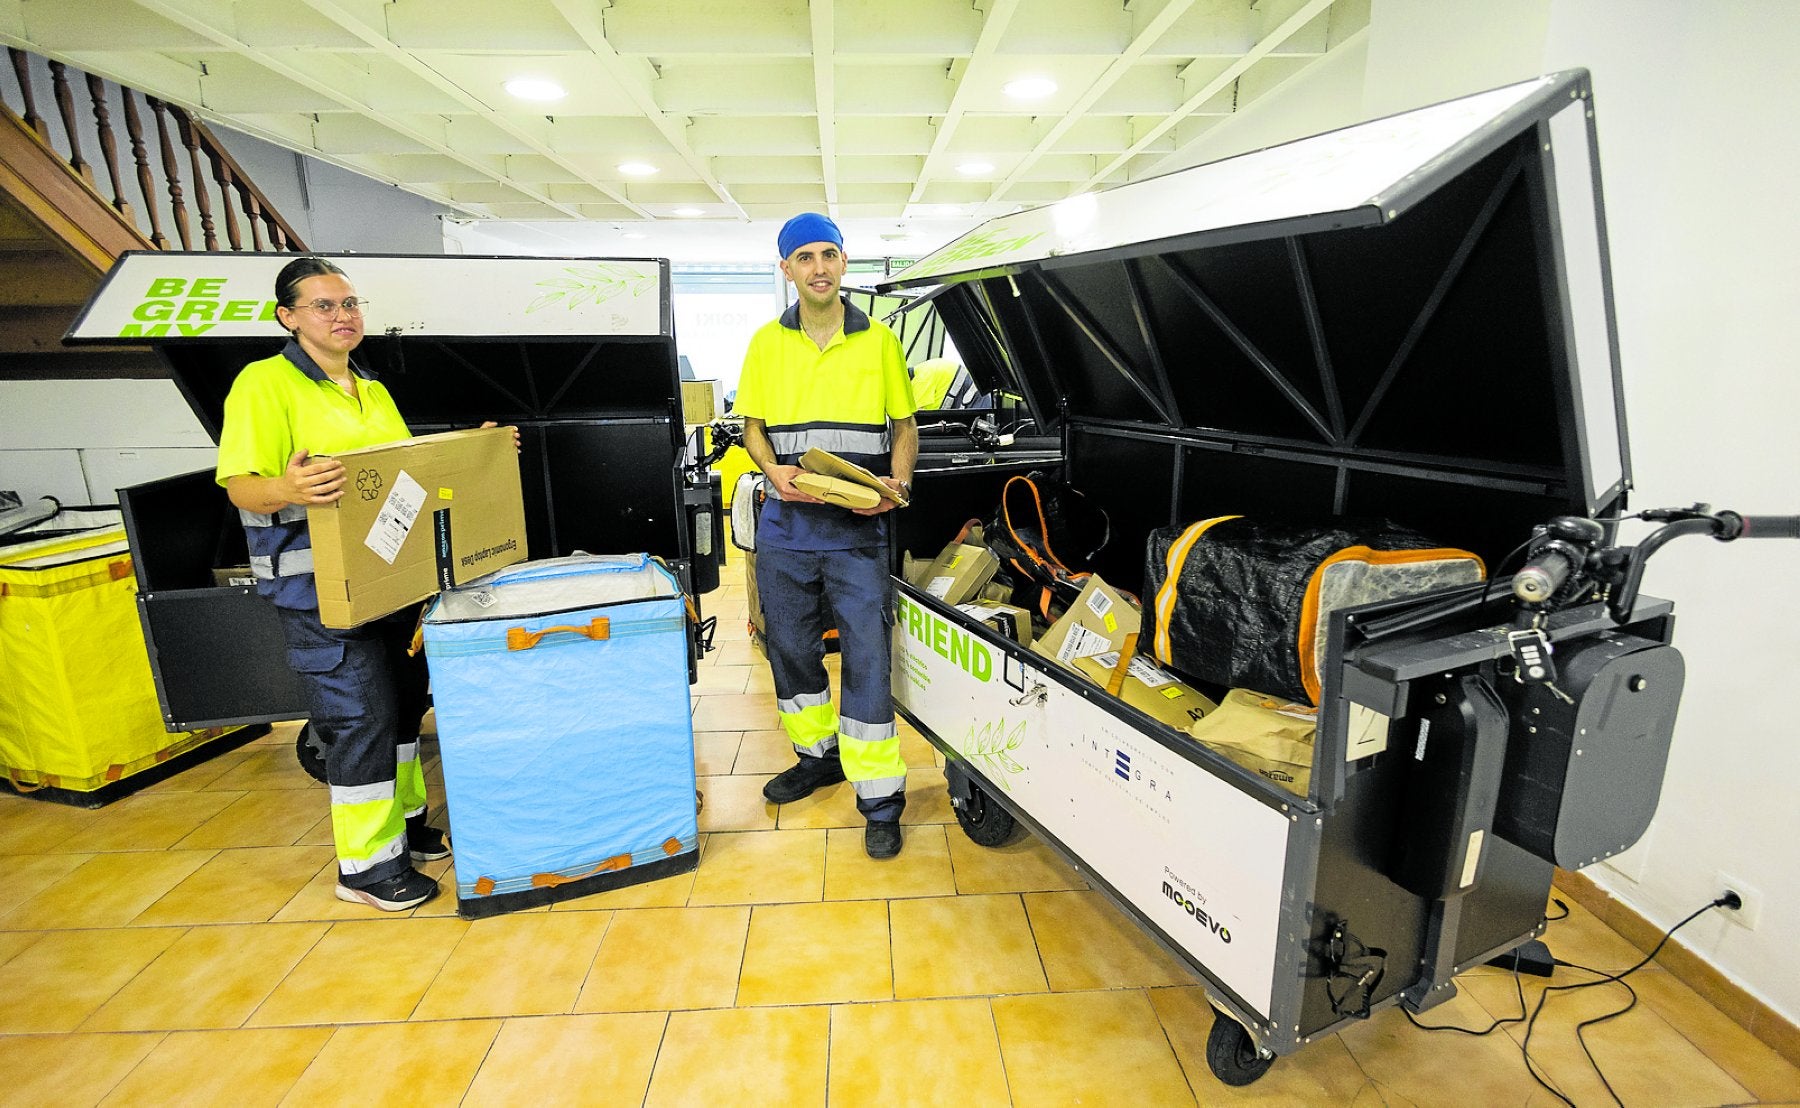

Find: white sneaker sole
334;883;434;911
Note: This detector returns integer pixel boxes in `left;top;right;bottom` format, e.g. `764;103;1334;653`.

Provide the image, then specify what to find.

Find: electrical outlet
1716;874;1761;930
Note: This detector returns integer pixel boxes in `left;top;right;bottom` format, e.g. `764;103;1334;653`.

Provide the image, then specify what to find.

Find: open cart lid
63;252;677;439
883;69;1630;515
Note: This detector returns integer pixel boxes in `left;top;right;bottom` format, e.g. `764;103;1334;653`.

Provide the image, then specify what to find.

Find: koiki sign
66;253;669;341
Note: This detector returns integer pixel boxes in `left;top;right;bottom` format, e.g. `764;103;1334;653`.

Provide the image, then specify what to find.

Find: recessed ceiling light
673;207;705;217
617;162;658;176
1003;76;1057;100
957;161;994;176
504;77;566;102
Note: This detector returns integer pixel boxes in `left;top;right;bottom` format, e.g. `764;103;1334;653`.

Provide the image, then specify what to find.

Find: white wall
0;380;213;505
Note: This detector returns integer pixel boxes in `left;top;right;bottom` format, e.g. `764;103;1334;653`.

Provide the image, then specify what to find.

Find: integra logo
1163;882;1232;944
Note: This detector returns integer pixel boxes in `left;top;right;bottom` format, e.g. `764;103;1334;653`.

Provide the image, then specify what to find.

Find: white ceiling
2;0;1369;254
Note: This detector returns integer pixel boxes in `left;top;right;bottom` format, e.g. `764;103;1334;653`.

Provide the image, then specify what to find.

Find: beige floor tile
775;777;864;830
0;929;41;967
413;909;613;1020
744;666;776;693
947;829;1088;895
692;730;743;776
1337;992;1564;1107
1539;895;1655;971
1151;985;1373;1103
0;851;93;917
0;849;214;930
891;894;1048;999
992;990;1195;1107
100;1026;332;1108
53;792;240;853
1628;966;1800;1101
899;728;939;767
294;813;336;848
738;900;892;1006
0;926;185;1032
575;904;749;1012
464;1012;668;1107
688;829;826;905
696;773;778;832
1461;968;1753;1107
710;641;762;667
137;747;254;794
1027;890;1197;991
691;691;780;732
0;798;95;854
734;728;799;775
0;1032;163;1108
204;746;322;792
280;1018;500;1104
645;1005;829;1107
693;665;751;694
134;845;336;926
899;768;953;825
247;917;469;1026
825;823;956;901
830;997;1012;1106
82;922;328;1031
173;788;326;850
270;856;451;922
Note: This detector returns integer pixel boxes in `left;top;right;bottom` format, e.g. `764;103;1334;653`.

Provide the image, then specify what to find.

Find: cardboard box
307;427;527;628
917;540;1000;606
955;600;1033;647
1030;574;1140;672
1072;650;1216;730
799;447;907;507
681;379;722;424
211;565;255;587
793;472;881;509
1185;689;1318;796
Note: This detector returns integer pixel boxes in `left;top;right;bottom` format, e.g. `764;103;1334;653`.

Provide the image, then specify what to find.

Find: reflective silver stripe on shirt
777;688;833;716
249;547;314;580
337;837;405;874
250;555;276;580
852;775;905;800
838;716;897;743
767;427;890;456
330;780;397;807
238;504;308;527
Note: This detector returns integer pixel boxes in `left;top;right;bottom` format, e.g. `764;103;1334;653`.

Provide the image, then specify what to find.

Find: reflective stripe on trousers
757;544;906;821
274;603;430;888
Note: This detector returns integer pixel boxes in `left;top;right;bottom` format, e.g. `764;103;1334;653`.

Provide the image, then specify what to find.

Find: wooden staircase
0;48;306;378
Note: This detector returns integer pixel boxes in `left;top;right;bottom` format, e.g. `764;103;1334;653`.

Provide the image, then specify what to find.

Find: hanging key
1507;627;1575;704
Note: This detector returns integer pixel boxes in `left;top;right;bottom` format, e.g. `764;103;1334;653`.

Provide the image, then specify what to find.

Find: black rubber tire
953;783;1018;847
295;722;330;784
1206;1012;1274;1087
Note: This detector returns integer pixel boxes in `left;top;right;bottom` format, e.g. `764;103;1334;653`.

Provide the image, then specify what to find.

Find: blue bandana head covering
777;212;843;260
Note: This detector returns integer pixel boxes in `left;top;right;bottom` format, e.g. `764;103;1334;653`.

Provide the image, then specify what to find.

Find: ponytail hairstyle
274;256;349;338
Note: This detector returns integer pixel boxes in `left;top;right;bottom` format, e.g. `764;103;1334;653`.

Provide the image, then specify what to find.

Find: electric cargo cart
880;70;1746;1085
63;253;720;779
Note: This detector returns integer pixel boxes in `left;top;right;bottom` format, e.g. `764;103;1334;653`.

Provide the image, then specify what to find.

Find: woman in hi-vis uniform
215;256;508;911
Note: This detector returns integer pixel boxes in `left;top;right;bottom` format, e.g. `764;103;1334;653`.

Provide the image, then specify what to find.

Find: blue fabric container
422;553;698;919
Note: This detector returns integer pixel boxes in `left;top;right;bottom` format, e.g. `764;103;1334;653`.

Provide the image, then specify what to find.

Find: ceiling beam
1081;0;1337;189
986;0;1194;209
809;0;837;215
121;0;584;218
548;0;748;219
905;0;1019;211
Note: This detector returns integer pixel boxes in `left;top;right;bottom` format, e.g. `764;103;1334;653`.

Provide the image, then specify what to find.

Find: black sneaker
865;820;902;859
335;868;440;911
407;824;452;863
762;754;846;804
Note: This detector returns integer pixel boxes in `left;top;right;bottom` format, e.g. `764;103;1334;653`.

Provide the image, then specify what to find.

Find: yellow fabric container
0;526;227;795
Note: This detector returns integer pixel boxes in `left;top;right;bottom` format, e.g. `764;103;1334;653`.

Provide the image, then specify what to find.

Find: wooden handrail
3;46;307;255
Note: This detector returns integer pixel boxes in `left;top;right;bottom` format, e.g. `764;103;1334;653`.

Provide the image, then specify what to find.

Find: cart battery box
308;426;527;628
1073;650;1216;730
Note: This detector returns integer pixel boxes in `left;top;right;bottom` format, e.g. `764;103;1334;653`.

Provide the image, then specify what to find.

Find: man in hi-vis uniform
736;213;918;858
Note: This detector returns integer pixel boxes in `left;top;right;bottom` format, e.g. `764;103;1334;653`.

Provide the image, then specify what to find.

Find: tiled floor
2;555;1797;1106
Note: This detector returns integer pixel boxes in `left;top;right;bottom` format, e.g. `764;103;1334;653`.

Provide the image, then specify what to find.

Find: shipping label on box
1030;575;1140;672
1072;650;1217;731
307;426;527;628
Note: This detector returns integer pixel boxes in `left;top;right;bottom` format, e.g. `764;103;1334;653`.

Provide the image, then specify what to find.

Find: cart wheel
953;782;1018;847
1206;1012;1274;1087
295;723;330;784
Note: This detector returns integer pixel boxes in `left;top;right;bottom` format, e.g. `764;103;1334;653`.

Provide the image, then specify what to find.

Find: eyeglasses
290;297;368;317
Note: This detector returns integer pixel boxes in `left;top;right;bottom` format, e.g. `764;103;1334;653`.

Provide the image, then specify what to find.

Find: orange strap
531;854;633;888
506;617;610;651
1001;475;1071;579
1106;632;1139;697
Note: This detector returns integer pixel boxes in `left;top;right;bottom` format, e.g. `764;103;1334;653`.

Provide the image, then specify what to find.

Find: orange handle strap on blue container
505;617;610;651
